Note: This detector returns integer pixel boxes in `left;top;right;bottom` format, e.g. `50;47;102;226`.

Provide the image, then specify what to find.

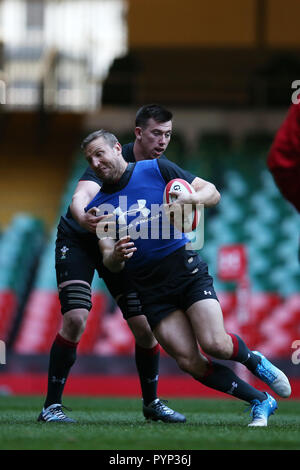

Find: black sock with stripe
44;333;78;409
135;343;160;406
229;333;261;373
199;360;266;403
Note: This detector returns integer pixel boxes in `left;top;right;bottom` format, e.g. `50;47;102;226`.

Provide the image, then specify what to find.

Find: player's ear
135;126;142;140
114;141;122;154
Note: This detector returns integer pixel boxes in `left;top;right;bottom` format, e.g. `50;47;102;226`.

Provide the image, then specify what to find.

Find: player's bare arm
99;236;137;273
70;180;103;232
169;177;220;208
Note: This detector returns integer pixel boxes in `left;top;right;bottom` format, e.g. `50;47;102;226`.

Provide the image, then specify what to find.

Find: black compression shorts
126;246;219;330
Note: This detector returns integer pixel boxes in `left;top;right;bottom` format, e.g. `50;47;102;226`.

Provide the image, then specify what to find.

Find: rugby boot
247;393;278;427
252;351;291;398
143;399;186;423
37;404;76;423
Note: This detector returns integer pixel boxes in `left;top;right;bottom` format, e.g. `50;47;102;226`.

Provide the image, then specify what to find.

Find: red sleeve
267;104;300;212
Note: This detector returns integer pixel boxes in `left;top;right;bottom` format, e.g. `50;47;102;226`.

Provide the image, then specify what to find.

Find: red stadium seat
14;290;62;353
218;291;236;321
248;293;282;348
15;290;109;354
256;294;300;357
0;290;18;342
94;307;135;356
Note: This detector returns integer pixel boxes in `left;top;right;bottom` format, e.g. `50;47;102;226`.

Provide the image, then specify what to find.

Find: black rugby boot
143;399;186;423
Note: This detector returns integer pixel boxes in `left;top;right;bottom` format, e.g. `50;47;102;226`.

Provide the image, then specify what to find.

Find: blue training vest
85;160;189;270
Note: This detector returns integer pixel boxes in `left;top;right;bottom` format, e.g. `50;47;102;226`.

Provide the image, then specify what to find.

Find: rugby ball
163;179;200;232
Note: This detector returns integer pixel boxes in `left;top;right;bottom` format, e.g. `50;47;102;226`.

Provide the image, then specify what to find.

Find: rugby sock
199;360;266;403
135;343;160;406
229;333;261;373
44;333;78;408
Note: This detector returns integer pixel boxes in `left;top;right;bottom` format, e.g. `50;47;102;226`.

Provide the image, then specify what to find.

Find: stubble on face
135;119;172;160
85;138;126;183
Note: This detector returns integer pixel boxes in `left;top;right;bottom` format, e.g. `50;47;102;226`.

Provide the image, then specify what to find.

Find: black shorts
55;227;102;286
55;227;144;320
127;246;219;330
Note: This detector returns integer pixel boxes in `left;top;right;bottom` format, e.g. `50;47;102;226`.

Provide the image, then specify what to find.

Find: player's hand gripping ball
163;179;200;233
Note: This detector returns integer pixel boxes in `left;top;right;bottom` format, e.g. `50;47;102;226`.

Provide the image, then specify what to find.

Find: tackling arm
70;180;102;233
190;177;221;207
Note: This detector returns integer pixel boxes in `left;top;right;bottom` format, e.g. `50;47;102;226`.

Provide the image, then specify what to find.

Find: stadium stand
0;214;44;344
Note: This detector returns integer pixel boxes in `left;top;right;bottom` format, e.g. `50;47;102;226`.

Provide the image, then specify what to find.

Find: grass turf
0;395;300;450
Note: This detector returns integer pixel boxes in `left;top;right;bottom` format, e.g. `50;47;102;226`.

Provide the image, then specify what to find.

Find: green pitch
0;395;300;450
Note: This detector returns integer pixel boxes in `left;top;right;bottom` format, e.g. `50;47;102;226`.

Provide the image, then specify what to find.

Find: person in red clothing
267;103;300;212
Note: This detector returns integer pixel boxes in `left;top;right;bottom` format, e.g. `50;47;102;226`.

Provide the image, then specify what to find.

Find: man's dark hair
81;129;118;151
135;104;173;129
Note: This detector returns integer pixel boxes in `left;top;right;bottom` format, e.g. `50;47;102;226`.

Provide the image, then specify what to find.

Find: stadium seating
0;214;44;343
240;131;274;158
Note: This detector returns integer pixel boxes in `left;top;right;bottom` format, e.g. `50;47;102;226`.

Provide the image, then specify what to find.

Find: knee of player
176;354;202;375
201;337;230;359
64;310;88;336
127;314;157;348
132;326;156;349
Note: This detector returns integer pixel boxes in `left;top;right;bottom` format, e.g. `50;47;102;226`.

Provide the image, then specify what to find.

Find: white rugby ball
163;178;200;233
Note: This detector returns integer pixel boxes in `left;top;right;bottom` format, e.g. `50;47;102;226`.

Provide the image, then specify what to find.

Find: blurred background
0;0;299;397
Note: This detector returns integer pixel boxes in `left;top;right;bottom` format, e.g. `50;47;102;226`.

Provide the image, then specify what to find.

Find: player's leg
117;291;186;423
49;279;92;400
126;314;159;407
58;281;91;343
153;308;266;401
186;298;291;398
38;280;92;423
181;251;291;399
38;234;94;423
186;298;259;366
152;308;208;378
181;255;261;368
153;308;278;426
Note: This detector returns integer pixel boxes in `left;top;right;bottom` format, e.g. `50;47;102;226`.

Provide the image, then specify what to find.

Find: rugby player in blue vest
83;129;291;427
38;105;187;423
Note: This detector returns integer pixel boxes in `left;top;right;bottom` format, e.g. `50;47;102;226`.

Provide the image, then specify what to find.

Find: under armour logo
114;199;150;225
227;381;238;395
136;200;151;218
51;376;66;385
204;290;212;295
146;375;159;384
